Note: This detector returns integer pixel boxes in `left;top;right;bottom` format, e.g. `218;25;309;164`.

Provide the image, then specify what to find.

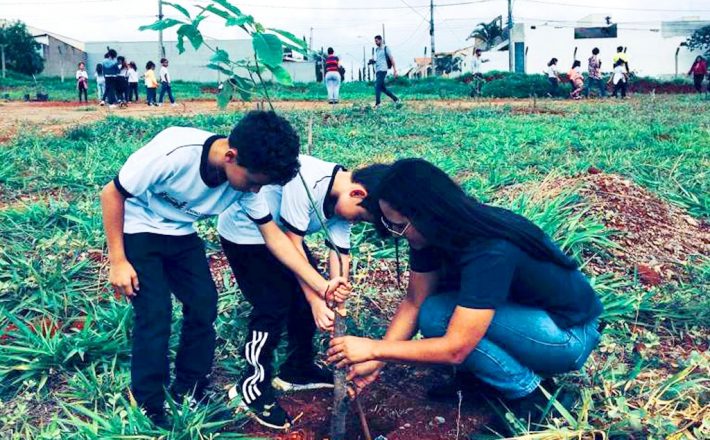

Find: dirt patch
509;107;566;115
498;172;709;284
239;365;491;440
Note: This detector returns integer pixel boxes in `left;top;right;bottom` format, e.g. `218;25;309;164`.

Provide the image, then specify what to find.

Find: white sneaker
99;101;105;106
108;104;117;109
171;103;178;107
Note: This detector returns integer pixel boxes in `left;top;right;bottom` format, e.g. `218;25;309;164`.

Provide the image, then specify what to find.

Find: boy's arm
100;181;139;297
258;221;349;300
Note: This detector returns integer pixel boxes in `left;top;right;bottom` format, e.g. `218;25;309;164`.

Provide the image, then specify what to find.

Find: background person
75;62;89;103
584;47;606;98
128;61;139;102
371;35;399;108
568;60;584;100
324;47;341;104
545;58;560;97
688;55;707;93
95;63;106;105
159;58;176;106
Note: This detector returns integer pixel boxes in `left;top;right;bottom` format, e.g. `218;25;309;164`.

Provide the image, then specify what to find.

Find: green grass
0;95;708;438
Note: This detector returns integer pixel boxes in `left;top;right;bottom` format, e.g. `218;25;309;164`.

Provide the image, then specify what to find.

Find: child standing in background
611;59;628;99
568;60;584;100
158;58;176;106
128;62;140;102
145;61;159;106
76;62;89;103
95;63;106;105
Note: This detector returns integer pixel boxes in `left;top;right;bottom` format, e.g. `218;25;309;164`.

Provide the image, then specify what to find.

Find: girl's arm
329;305;495;366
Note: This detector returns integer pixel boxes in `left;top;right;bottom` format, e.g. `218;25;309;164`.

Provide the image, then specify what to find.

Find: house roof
0;20;85;51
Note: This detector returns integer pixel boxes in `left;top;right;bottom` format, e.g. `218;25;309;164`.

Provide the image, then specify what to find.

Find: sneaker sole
228;385;291;431
272;377;334;392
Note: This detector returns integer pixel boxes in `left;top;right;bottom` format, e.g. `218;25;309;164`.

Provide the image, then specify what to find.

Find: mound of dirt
239;365;491;440
499;172;709;286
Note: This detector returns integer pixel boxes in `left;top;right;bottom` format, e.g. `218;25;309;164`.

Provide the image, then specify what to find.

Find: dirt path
0;98;571;144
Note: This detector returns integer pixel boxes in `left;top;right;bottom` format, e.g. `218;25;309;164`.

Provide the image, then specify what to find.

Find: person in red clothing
688;56;707;93
324;47;342;104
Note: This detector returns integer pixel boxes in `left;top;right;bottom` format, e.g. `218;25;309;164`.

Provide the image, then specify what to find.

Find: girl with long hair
327;158;603;431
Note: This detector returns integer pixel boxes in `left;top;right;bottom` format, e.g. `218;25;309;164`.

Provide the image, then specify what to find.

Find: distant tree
467;20;504;49
686;25;710;58
0;21;44;75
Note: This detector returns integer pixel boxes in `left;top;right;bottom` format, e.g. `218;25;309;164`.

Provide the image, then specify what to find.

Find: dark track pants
220;237;318;404
125;232;217;414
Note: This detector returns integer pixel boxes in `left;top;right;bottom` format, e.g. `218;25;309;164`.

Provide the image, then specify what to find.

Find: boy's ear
349;188;367;199
225;148;237;163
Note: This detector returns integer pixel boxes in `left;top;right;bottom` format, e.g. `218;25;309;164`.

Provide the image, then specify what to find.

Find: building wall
85;40;316;83
520;23;704;78
36;35;86;79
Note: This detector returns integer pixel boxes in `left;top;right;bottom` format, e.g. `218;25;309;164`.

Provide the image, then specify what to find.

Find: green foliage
0;20;44;75
686;24;710;57
139;0;307;108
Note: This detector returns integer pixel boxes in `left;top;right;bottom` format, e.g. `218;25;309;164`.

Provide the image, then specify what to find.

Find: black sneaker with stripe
228;383;291;430
272;362;334;392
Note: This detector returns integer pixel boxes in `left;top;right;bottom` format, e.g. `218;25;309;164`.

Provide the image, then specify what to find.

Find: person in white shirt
611;59;628;98
100;111;350;428
158;57;175;105
127;61;140;102
75;62;89;103
470;49;488;96
218;155;389;430
545;58;560;97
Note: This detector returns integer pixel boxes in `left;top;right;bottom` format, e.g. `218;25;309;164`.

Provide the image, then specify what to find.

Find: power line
0;0;122;4
224;0;496;11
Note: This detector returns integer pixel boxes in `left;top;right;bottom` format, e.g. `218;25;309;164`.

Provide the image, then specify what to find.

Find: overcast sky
2;0;709;70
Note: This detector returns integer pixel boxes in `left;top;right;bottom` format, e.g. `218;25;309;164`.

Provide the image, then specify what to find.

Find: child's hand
324;277;351;304
109;259;140;298
310;298;335;332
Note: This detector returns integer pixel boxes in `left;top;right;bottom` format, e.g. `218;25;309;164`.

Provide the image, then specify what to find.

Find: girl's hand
310;298;335;332
327;336;378;368
109;259;140;298
347;361;385;397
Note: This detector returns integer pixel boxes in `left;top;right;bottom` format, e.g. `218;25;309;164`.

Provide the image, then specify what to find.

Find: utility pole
507;0;513;72
430;0;436;75
362;46;366;82
382;23;386;42
158;0;166;59
309;27;313;51
0;44;6;79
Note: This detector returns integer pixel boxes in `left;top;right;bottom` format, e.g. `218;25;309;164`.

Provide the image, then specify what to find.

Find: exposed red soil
238;365;491;440
498;172;709;284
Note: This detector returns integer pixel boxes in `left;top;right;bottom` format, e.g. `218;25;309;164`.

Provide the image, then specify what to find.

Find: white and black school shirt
114;127;271;236
217;154;351;254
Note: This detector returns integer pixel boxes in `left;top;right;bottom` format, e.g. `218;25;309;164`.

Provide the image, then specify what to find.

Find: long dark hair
377;159;577;269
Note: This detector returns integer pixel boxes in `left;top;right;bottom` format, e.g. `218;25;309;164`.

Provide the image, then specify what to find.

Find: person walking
469;48;487;97
128;62;140;102
159;58;176;106
116;56;129;107
611;59;628;98
324;47;341;104
584;48;606;98
568;60;584;100
371;35;399;108
545;58;560;97
145;61;159;106
95;63;106;105
688;56;708;93
76;62;89;103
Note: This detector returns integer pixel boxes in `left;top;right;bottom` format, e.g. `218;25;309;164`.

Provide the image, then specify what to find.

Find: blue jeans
375;71;398;105
418;292;601;399
159;82;175;104
584;77;606;97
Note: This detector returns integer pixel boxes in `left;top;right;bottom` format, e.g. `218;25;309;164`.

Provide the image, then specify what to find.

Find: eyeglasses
381;215;410;237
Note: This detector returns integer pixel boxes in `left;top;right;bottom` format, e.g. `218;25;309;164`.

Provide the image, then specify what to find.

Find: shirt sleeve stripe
280;216;307;236
325;240;350;255
247;213;273;225
113;176;134;199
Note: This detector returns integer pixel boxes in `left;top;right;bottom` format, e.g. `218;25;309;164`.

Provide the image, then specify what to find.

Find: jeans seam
472;345;540;399
490;321;574;347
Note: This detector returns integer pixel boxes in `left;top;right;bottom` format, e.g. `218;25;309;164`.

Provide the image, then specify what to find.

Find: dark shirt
410;238;603;329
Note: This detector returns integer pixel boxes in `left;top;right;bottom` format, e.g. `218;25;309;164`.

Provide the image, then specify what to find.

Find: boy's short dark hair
592;47;599;55
107;49;117;58
374;35;382;40
160;58;168;64
352;163;391;231
146;61;155;70
617;46;623;52
228;111;301;186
